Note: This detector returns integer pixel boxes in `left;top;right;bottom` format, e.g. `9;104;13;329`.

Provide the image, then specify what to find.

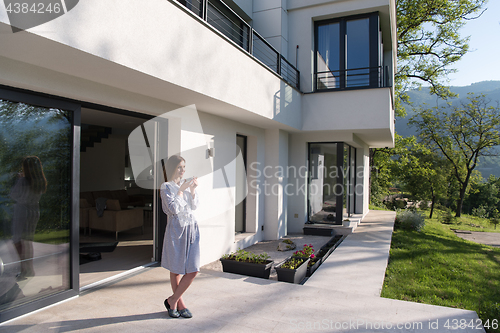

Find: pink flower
311;254;315;258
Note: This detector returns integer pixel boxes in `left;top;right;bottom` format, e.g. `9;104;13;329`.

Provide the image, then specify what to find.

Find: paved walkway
306;211;395;296
453;229;500;248
1;211;484;332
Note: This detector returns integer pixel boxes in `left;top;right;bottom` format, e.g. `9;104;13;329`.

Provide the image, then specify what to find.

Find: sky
447;0;500;87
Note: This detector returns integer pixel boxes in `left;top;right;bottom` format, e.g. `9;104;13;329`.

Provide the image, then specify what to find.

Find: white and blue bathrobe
160;181;200;275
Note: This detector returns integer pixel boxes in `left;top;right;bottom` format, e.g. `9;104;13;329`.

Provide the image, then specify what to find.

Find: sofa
79;199;91;235
80;190;145;210
88;199;144;240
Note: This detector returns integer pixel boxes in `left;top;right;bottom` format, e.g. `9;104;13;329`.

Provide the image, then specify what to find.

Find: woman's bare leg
167;271;198;310
169;272;187;310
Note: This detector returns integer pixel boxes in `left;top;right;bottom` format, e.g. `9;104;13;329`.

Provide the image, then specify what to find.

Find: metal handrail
315;66;390;91
176;0;301;90
280;55;300;88
252;30;279;71
206;0;252;52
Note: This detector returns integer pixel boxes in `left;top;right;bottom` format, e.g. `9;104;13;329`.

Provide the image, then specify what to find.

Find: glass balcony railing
176;0;300;90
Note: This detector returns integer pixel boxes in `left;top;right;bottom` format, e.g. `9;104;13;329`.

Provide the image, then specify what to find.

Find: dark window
315;13;382;91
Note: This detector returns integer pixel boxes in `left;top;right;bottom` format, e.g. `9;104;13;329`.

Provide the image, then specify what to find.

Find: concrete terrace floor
0;211;485;333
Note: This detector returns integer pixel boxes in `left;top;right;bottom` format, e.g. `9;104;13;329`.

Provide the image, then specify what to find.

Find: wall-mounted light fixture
207;147;214;158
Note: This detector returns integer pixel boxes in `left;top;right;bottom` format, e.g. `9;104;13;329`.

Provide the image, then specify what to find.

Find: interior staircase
80;124;112;152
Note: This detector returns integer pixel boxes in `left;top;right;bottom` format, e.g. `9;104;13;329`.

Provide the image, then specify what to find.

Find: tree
409;93;500;217
369;134;415;206
395;142;451;218
464;174;500;216
370;0;488;204
396;0;487;116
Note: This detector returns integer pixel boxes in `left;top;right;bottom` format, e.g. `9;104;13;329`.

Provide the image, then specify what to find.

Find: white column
355;144;370;215
252;0;288;58
264;128;288;240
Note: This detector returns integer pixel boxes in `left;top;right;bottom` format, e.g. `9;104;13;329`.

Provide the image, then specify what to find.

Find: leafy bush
280;257;306;270
385;198;407;211
221;249;270;264
439;207;456;225
472;205;489;219
395;209;425;231
293;244;314;258
490;209;500;230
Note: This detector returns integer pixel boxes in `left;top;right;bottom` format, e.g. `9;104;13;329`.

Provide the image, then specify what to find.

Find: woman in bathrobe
161;155;199;319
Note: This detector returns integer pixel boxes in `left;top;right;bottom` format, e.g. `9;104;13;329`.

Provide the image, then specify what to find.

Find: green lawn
33;229;69;244
369;204;388;211
382;216;500;333
441;213;500;233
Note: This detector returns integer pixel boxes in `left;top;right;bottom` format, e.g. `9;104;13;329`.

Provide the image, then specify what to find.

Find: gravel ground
201;234;333;280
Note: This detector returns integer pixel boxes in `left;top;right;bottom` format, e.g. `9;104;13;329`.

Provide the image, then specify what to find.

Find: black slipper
178;308;193;318
164;298;180;318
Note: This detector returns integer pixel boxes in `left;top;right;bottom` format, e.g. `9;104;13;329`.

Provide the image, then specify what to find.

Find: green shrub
439;208;456;225
472;205;489;219
221;249;270;264
385;198;407;211
395;209;425;231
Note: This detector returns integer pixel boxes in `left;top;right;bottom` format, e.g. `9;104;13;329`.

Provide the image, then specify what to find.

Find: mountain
396;80;500;178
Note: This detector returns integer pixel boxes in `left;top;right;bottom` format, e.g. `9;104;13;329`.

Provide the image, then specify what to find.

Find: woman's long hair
23;156;47;194
165;155;185;182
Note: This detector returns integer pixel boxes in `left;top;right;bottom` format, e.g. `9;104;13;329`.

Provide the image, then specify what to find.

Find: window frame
314;12;381;92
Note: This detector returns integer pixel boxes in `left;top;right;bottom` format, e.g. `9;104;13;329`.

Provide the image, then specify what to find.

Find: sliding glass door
0;88;79;323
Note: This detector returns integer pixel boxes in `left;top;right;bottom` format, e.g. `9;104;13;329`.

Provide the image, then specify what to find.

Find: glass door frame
306;142;356;225
0;86;80;324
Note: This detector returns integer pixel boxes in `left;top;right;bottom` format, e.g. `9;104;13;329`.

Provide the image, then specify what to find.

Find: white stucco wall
187;112;268;266
0;0;302;130
301;88;394;147
287;0;395;93
287;131;367;233
253;0;288;57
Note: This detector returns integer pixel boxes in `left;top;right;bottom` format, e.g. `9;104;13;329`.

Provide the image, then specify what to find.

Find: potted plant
275;257;310;284
220;249;273;279
292;244;314;259
291;244;319;277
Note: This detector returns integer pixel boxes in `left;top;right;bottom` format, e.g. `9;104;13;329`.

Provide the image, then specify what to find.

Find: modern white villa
0;0;395;323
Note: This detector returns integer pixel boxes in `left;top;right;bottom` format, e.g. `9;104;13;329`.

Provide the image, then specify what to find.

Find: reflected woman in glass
10;156;47;280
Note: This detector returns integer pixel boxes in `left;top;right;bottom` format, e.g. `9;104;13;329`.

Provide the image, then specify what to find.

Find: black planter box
220;259;273;279
303;227;333;236
275;258;310;284
306;259;321;277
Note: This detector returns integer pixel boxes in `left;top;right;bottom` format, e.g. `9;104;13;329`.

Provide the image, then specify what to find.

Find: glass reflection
0;99;72;312
308;143;357;224
308;143;338;223
11;156;47;280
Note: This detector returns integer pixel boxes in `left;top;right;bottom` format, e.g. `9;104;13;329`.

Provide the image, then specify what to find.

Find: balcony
315;66;391;91
176;0;300;90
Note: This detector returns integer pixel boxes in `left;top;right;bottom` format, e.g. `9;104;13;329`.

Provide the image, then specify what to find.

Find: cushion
106;199;121;211
80;192;95;207
80;198;91;209
92;190;112;201
112;189;129;202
